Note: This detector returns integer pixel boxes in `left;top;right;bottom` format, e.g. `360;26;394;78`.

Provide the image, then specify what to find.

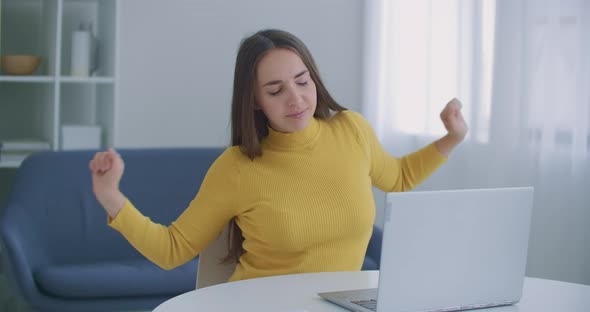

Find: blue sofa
0;148;382;312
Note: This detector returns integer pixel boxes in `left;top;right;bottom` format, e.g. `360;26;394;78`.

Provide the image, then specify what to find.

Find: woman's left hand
440;98;468;143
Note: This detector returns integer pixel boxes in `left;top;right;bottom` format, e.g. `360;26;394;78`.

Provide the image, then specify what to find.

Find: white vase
70;22;98;77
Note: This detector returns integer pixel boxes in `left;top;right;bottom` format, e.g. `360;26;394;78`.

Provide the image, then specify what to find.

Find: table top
153;271;590;312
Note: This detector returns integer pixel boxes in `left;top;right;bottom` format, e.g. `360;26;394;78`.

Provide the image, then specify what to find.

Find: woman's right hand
89;148;127;219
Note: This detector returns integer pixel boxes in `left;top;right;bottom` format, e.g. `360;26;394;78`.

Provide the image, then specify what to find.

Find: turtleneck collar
264;117;321;150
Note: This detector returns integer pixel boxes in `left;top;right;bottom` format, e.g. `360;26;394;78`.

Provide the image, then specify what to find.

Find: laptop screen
376;187;533;312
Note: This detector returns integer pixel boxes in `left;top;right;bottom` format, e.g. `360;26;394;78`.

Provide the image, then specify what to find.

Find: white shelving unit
0;0;118;168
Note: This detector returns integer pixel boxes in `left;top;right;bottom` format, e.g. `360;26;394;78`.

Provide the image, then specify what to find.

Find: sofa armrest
1;202;51;299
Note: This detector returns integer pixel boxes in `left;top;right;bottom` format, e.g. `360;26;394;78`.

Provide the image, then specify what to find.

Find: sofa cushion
34;258;198;299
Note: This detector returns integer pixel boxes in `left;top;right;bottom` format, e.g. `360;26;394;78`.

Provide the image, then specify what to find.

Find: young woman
89;29;467;282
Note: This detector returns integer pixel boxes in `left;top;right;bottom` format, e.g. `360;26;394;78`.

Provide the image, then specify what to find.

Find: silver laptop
319;187;533;312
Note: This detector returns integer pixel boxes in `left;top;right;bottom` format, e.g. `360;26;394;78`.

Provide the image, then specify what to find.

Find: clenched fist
440;98;468;142
433;98;468;157
89;148;126;218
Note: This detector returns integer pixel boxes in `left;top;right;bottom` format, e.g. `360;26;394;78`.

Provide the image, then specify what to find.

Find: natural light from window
383;0;496;143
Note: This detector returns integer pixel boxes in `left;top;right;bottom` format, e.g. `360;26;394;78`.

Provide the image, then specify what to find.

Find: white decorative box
61;125;102;150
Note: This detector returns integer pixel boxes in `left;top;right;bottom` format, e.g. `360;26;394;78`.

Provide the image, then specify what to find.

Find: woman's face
254;48;317;133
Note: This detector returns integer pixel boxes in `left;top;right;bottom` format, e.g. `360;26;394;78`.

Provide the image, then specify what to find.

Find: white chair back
196;225;238;289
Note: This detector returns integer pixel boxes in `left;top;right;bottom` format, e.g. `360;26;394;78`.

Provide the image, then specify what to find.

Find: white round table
153;271;590;312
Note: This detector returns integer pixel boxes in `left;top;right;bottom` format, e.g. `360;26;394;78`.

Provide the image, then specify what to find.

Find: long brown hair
224;29;347;263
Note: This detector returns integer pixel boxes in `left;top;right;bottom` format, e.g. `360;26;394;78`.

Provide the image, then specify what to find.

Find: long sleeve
105;110;445;282
345;111;447;192
108;148;241;270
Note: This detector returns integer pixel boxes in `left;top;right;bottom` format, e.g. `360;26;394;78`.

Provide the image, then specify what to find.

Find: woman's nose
286;87;302;107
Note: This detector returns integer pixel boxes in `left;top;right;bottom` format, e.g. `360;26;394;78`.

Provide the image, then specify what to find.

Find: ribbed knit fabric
108;111;447;281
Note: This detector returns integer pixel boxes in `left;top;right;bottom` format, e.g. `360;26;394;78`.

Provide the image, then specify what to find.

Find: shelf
0;76;114;84
0;83;56;144
59;76;114;84
0;76;55;83
0;0;59;76
1;0;117;166
0;160;23;168
60;0;116;77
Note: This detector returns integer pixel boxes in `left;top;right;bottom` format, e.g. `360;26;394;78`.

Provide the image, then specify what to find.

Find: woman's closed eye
268;80;308;96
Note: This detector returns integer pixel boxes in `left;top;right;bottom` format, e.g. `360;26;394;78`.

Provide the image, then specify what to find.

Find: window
376;0;496;143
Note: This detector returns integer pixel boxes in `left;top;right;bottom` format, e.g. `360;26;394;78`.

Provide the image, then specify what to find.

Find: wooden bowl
1;55;42;75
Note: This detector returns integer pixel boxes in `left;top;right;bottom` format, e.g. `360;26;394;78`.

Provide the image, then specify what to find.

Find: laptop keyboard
351;299;377;311
348;300;518;312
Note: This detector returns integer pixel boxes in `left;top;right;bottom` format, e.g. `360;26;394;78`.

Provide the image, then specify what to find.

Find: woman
89;29;467;282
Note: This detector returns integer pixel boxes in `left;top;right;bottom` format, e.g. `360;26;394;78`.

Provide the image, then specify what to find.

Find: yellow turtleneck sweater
108;111;447;281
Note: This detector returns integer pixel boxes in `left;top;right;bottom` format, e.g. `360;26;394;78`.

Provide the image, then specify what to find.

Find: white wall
115;0;364;148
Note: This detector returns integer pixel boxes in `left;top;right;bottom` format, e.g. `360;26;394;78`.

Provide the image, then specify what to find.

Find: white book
0;140;51;151
0;153;29;163
0;159;23;168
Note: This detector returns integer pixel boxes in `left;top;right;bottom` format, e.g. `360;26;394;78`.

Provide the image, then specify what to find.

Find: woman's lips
287;108;307;119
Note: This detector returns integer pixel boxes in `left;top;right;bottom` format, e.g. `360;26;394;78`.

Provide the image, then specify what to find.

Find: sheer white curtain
363;0;590;285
